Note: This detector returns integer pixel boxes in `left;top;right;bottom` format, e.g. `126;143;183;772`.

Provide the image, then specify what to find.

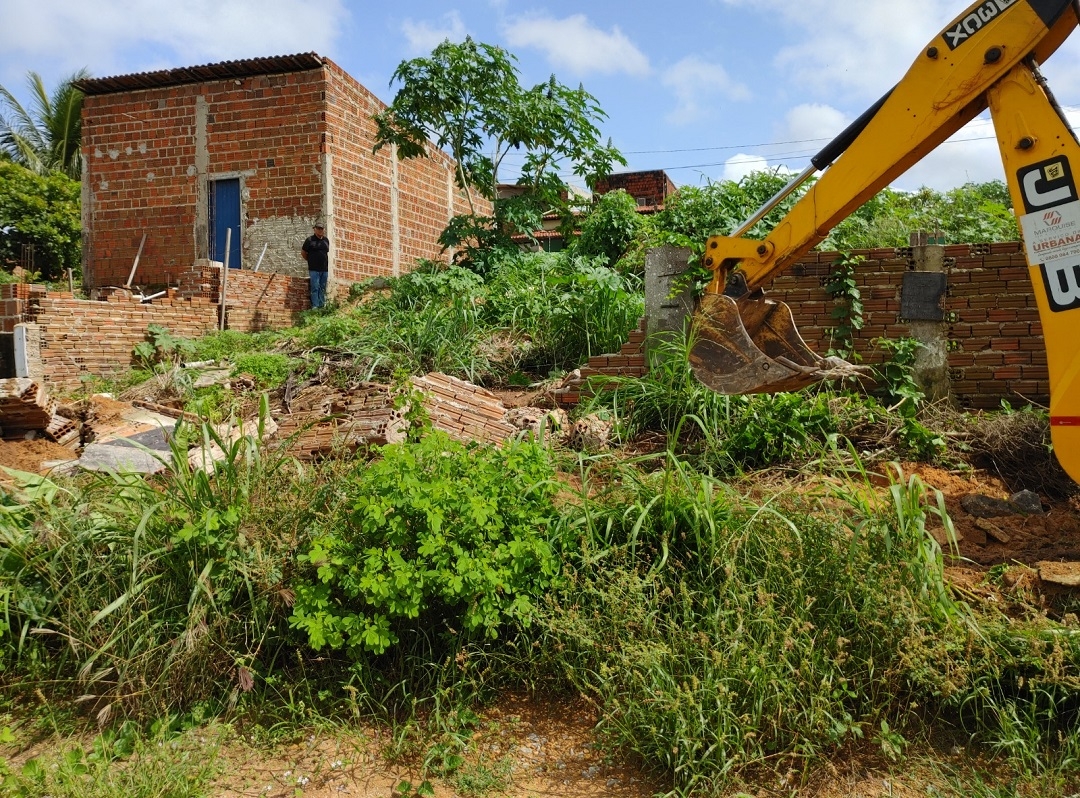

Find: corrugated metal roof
74;53;326;96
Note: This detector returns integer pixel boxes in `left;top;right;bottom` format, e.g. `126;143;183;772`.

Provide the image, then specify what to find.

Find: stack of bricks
0;378;79;447
410;373;516;445
0;284;46;333
553;318;648;406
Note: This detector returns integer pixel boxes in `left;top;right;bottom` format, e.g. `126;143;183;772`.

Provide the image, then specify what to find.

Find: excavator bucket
689;293;866;394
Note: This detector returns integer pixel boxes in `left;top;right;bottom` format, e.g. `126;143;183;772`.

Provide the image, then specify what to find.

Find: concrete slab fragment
79;443;168;474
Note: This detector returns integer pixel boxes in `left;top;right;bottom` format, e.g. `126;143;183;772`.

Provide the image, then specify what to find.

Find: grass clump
529;457;958;793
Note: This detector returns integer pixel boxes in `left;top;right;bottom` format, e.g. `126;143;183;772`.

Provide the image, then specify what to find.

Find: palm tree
0;69;89;179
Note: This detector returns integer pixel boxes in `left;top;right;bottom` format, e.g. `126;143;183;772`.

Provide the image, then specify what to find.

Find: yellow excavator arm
691;0;1080;481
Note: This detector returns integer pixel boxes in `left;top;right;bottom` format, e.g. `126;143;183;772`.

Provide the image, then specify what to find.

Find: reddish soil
0;438;77;474
903;462;1080;566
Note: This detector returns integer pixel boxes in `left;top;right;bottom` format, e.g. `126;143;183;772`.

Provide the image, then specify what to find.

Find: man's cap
313;221;325;229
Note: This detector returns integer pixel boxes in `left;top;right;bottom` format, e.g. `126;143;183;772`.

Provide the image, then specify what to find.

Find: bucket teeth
689;293;867;394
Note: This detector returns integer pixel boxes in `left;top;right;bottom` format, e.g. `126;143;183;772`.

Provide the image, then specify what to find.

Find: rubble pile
274;383;408;460
0;378;79;448
0;371;595;476
411;373;517;445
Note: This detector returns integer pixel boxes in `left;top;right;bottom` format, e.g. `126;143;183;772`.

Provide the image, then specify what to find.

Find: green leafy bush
290;432;561;656
0;161;81;280
572;189;645;267
231;352;295;388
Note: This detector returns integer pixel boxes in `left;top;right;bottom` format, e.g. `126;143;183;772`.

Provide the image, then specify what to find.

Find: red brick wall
82;60;491;295
594;171;677;207
221;270;309;331
772;247;915;369
322;60;486;283
22;294;219;389
556;243;1050;410
173;262;309;330
82;69;327;288
944;242;1047;409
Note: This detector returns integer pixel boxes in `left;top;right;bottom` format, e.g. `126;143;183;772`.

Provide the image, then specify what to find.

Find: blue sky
4;0;1080;193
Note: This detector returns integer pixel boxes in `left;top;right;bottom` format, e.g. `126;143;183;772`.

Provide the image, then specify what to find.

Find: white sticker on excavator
1040;258;1080;311
1021;200;1080;265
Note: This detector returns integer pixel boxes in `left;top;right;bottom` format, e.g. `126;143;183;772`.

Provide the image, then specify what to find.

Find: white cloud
722;153;769;182
501;14;650;76
662;56;751;126
780;103;848;143
401;11;468;55
718;0;959;101
0;0;347;87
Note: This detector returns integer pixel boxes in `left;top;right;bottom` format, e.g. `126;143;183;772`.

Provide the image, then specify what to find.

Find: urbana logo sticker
1018;157;1077;213
1042;260;1080;311
943;0;1018;50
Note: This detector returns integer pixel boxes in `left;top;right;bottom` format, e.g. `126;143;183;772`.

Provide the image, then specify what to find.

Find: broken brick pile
0;378;79;448
552;317;648;405
274;383;408;459
411;373;517;445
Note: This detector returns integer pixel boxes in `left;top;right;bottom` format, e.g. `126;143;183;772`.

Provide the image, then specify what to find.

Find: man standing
301;222;330;309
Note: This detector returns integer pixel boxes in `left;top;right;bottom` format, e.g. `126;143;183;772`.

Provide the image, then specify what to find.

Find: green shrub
289;432;562;657
0;413;308;718
230;352;295;388
532;458;958;792
572;189;645;267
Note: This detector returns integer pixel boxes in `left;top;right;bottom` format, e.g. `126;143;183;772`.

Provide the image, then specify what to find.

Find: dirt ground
214;695;665;798
902;462;1080;566
210;694;968;798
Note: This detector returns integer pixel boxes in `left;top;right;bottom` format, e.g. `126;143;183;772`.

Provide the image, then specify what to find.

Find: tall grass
0;409;312;720
525;456;963;793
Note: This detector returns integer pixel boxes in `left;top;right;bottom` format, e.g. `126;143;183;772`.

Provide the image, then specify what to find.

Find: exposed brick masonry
558;243;1047;410
81;57;491;294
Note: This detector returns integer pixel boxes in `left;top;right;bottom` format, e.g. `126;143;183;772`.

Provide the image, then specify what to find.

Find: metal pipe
219;228;231;331
254;242;269;272
731;164;817;238
125;233;147;288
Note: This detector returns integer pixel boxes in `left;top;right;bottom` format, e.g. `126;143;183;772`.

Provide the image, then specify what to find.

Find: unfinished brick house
75;54;490;296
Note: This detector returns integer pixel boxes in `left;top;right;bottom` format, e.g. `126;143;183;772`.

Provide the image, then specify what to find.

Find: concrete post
644;245;694;361
905;231;952;403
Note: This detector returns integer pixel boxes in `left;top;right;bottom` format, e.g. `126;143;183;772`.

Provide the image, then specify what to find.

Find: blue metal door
209;178;241;268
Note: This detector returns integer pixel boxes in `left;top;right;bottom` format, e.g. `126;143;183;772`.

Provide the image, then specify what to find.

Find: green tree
0;161;81;280
373;39;624;271
652;169;800;244
0;70;88;179
826;180;1019;249
572;189;646;268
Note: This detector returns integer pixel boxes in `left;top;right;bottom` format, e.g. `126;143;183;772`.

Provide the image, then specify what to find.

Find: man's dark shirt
302;235;330;272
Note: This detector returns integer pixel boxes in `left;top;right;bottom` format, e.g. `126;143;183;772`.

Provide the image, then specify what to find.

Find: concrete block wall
81;70;327;288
